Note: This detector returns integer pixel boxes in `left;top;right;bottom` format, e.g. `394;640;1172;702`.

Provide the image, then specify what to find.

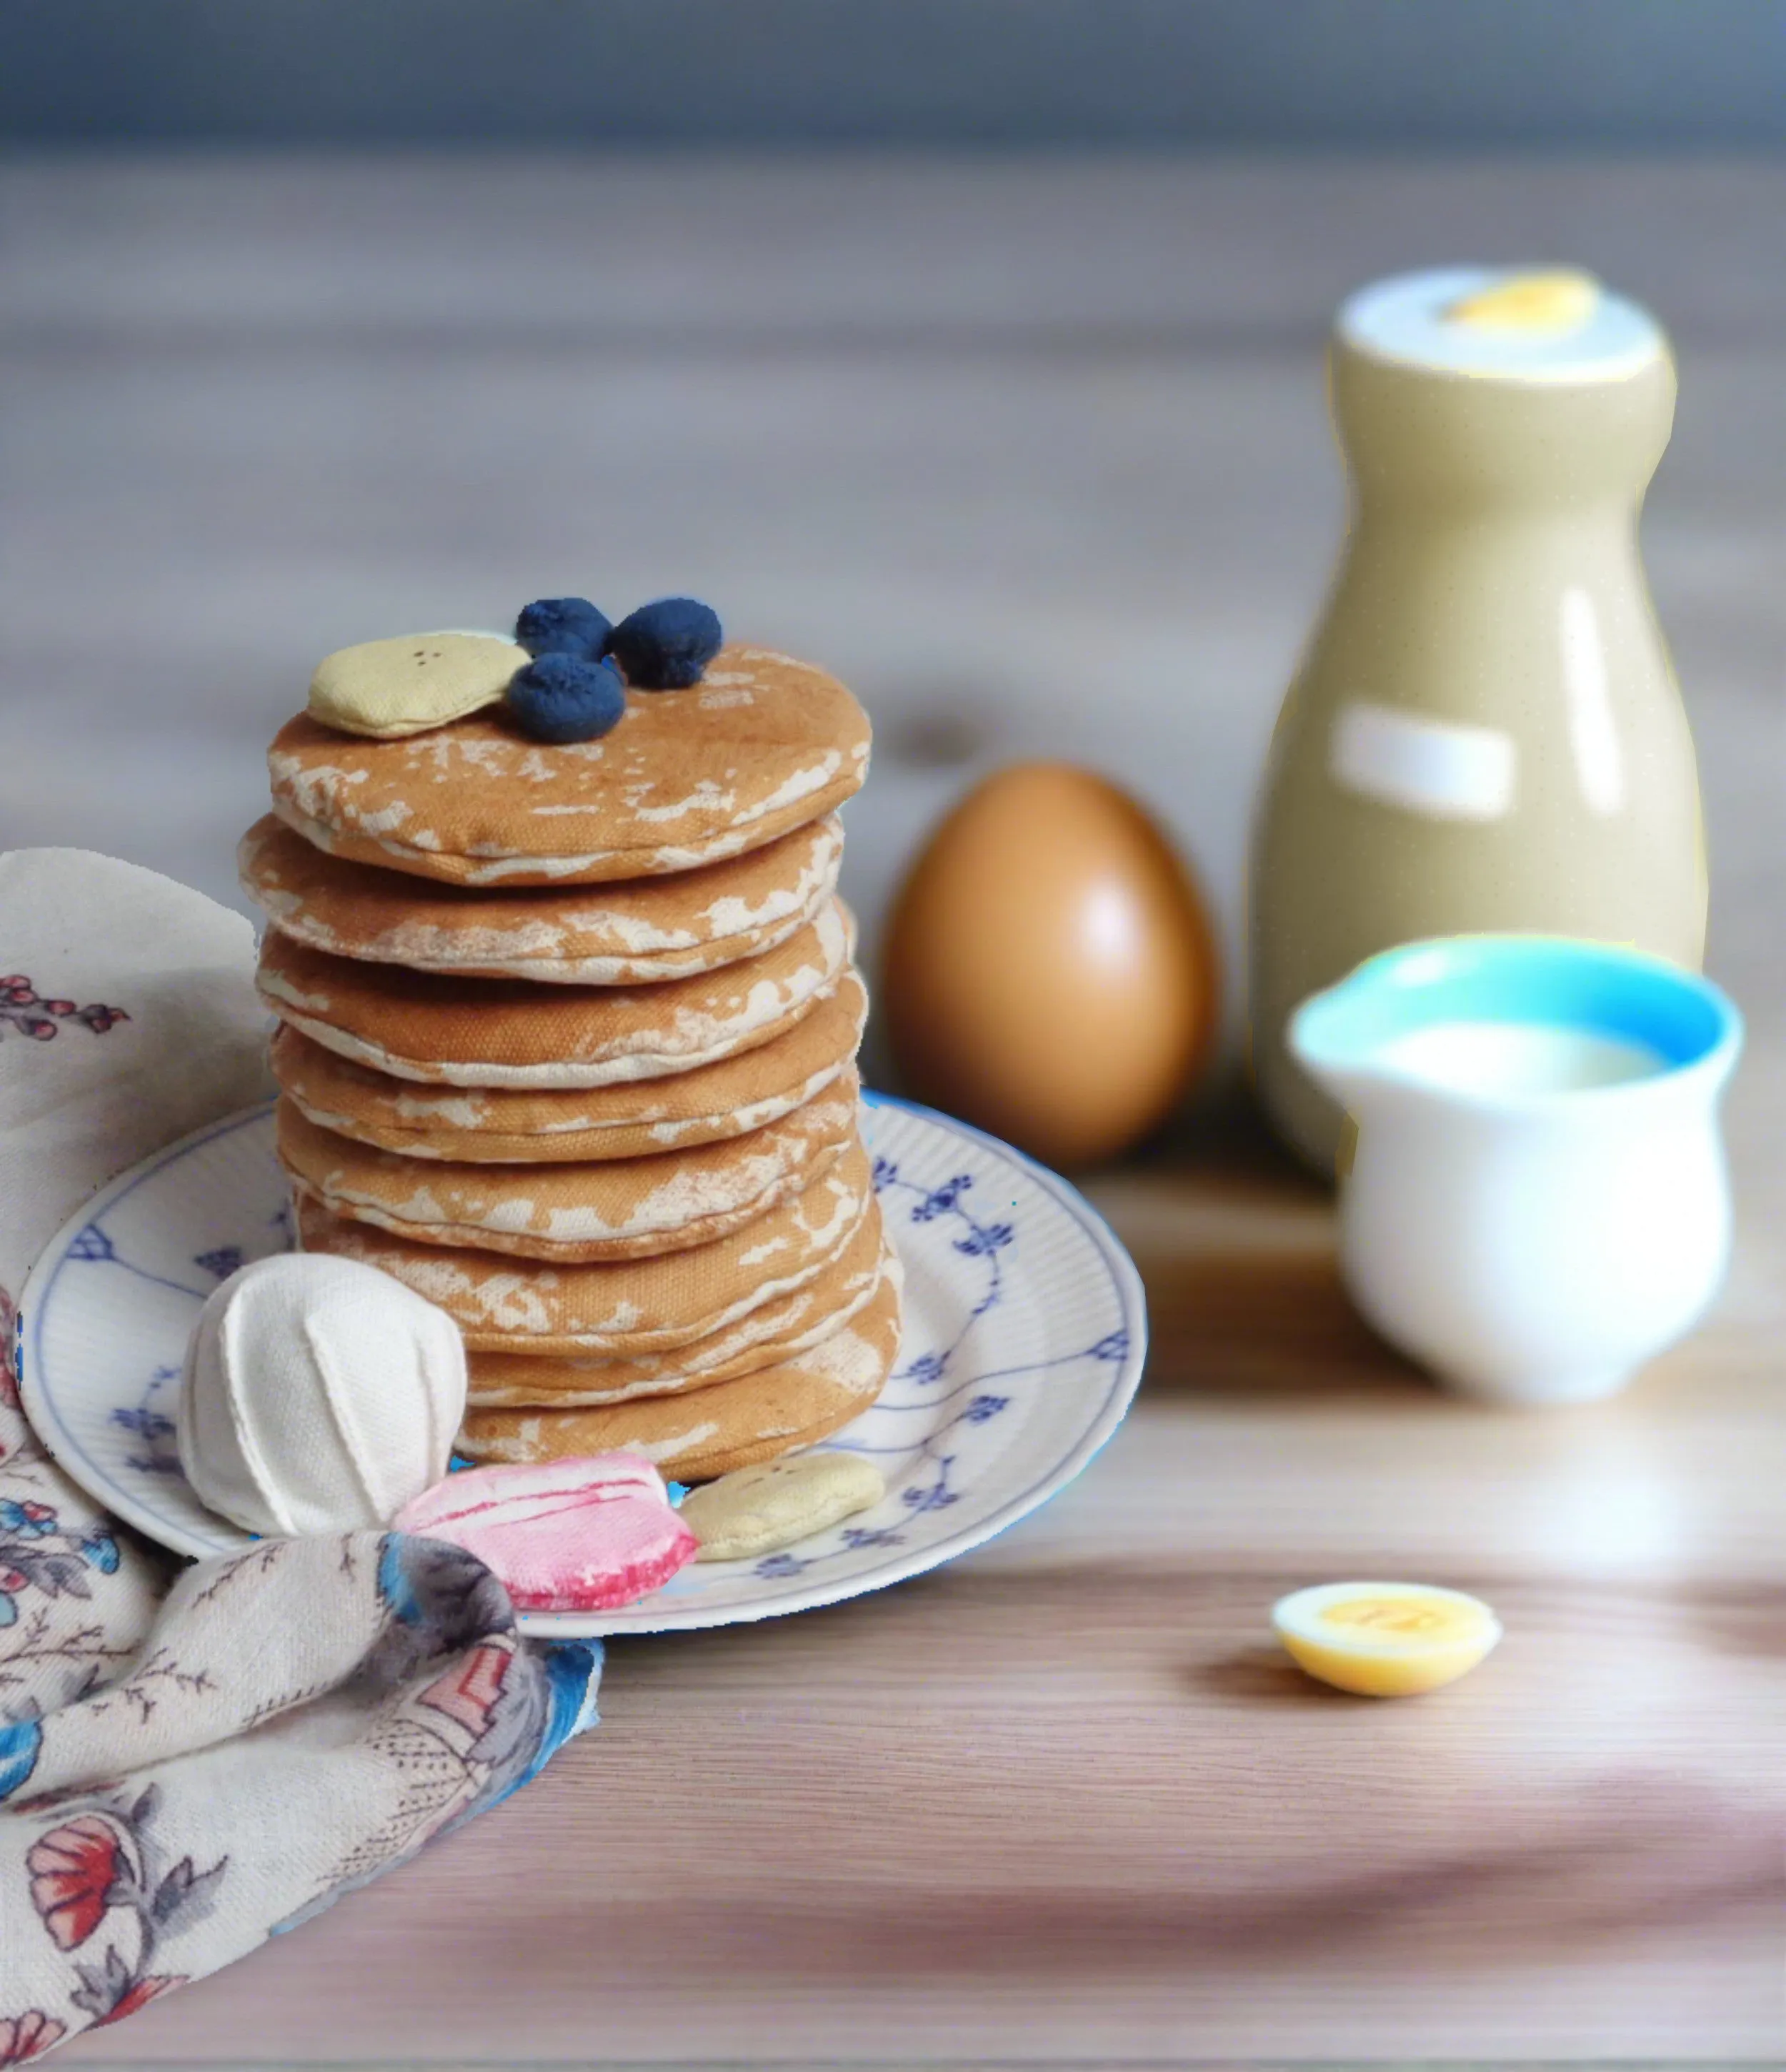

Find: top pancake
268;646;871;887
239;812;843;985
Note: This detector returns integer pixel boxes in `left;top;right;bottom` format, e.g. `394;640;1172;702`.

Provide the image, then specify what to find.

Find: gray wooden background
1;154;1781;1195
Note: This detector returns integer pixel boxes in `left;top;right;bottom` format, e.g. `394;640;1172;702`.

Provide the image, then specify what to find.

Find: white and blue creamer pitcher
1289;936;1742;1406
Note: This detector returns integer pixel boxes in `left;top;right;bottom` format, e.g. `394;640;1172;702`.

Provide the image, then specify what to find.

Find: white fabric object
179;1252;467;1534
0;847;275;1301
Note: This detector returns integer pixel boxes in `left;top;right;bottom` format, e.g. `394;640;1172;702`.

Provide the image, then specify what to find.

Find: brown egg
882;762;1219;1170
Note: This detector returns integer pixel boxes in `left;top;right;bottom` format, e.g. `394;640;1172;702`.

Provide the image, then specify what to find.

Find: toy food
266;638;869;884
177;1252;466;1535
266;967;867;1163
460;1207;888;1401
458;1258;903;1483
1249;265;1706;1173
506;653;628;742
297;1142;877;1356
1272;1580;1501;1697
882;762;1218;1169
239;811;844;987
1289;935;1741;1405
679;1450;886;1562
242;604;897;1483
274;1072;860;1260
607;598;724;689
394;1454;697;1611
306;632;527;739
254;902;852;1087
1445;268;1600;333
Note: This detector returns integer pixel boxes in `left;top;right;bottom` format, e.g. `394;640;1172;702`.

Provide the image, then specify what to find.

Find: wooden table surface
4;154;1780;2064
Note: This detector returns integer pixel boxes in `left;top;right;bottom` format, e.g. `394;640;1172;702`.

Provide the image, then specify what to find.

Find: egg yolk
1444;269;1600;336
1272;1581;1501;1698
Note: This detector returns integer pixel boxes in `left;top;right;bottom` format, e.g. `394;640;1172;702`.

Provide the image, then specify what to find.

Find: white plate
17;1093;1147;1637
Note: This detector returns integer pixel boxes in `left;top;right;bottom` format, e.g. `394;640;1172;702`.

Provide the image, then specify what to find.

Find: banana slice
1272;1580;1502;1697
1445;269;1600;336
308;631;524;739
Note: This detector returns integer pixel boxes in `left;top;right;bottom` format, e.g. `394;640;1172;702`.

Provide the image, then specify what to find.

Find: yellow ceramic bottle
1249;267;1707;1173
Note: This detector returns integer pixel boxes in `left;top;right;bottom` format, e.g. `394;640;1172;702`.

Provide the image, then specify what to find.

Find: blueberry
506;654;627;744
607;597;723;690
514;596;613;659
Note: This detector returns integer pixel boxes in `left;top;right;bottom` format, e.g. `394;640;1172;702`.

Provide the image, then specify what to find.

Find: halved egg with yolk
1444;269;1599;336
1272;1580;1502;1698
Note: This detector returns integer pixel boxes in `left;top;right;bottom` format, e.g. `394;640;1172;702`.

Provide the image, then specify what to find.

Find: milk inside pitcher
1249;268;1707;1174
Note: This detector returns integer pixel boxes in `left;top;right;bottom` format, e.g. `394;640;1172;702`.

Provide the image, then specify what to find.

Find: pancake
294;1137;874;1353
275;1077;860;1263
457;1259;903;1481
256;898;850;1088
268;646;871;887
269;969;867;1163
464;1204;888;1408
240;812;844;985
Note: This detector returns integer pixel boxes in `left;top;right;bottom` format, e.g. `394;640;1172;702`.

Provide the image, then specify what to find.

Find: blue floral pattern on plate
18;1094;1148;1638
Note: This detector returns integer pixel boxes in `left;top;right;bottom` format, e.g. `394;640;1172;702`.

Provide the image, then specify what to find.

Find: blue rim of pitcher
1287;934;1743;1103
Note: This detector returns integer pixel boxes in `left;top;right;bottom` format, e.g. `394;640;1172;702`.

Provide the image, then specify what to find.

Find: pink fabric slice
396;1453;697;1612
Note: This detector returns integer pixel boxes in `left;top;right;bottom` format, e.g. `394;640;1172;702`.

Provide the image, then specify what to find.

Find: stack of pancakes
241;643;901;1483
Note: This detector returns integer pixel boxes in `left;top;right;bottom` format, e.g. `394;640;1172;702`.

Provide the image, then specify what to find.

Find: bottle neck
1329;340;1675;521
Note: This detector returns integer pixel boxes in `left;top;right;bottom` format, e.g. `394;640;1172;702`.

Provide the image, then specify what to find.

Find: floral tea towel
0;850;602;2059
0;848;275;1308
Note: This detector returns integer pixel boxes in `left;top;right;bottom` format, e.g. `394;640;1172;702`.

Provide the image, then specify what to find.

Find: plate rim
18;1092;1149;1636
18;1100;284;1560
555;1089;1149;1634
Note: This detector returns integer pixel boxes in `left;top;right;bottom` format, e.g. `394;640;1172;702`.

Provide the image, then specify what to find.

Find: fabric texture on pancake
457;1257;903;1481
464;1203;888;1406
240;812;844;984
256;899;851;1087
276;1075;859;1262
268;970;866;1162
267;647;870;885
251;623;897;1490
294;1140;875;1353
